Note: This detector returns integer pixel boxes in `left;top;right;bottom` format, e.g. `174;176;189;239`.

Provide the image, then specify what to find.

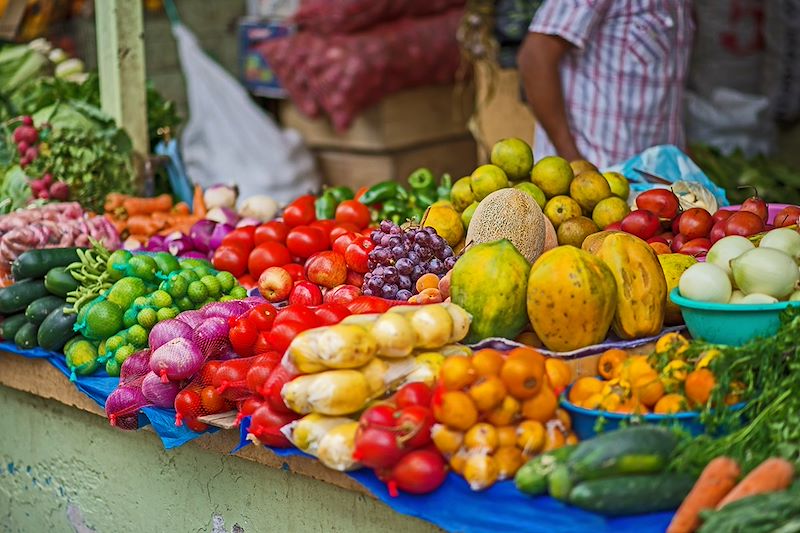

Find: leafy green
0;165;32;214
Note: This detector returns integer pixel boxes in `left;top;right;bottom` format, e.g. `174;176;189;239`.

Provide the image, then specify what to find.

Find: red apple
774;205;800;228
658;231;674;243
635;189;680;219
606;221;623;231
282;263;306;282
346;270;364;287
324;284;362;305
647;235;668;245
678;208;714;240
724;211;765;237
712;209;733;224
679;237;711;257
671;233;688;253
305;251;347;289
709;221;727;244
289;281;323;306
621;210;661;240
739;187;768;223
258;267;293;302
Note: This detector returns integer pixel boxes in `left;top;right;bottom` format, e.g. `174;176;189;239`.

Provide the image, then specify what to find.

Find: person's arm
518;33;582;161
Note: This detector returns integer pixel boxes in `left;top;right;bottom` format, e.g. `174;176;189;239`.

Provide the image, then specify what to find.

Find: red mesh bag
173;360;236;432
212;351;282;402
294;0;465;35
247;403;299;448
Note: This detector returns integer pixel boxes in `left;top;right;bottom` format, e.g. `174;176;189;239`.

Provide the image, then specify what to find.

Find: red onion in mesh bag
149;319;193;352
192;317;231;359
175;310;206;329
150;337;205;383
119;349;151;385
202;301;249;320
106;385;150;430
141;371;182;408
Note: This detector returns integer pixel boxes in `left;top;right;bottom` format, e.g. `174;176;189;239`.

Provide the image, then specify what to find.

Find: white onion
731;247;800;298
679;263;732;303
707;236;755;277
728;290;745;303
759;228;800;261
790;290;800;302
739;293;778;304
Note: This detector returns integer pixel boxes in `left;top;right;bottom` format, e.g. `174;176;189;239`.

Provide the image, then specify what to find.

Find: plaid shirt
529;0;694;167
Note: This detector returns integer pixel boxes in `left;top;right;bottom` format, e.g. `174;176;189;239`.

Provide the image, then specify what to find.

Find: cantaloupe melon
543;217;557;252
465;188;546;263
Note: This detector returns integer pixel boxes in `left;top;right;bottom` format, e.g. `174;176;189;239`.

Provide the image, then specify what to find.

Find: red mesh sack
212;351;282;402
256;33;322;118
294;0;465;35
248;402;299;448
173;360;235;431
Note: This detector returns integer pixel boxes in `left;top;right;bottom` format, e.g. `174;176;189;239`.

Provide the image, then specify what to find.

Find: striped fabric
528;0;694;167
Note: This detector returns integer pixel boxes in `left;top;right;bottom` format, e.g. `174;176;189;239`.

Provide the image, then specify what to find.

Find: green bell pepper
359;181;408;205
437;173;453;201
326;186;354;204
314;191;338;220
408;168;437;196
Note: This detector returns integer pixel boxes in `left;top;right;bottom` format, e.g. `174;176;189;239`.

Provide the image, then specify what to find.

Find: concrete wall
0;386;435;533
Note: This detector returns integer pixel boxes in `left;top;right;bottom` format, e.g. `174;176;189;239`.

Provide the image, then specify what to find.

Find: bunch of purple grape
362;220;456;300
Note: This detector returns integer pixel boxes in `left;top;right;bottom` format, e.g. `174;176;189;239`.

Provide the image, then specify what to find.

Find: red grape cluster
363;220;456;300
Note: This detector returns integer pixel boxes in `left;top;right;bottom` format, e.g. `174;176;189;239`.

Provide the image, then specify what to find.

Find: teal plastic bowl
670;288;800;346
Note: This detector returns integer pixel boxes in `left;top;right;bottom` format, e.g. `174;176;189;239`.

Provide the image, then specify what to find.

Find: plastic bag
293;0;464;34
173;23;320;205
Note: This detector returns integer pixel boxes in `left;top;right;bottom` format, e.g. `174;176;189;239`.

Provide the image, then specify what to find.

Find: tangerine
500;347;546;399
440;356;476;390
468;375;508;412
494;446;525;480
633;374;665;407
654;393;687;414
433;391;478;430
685;369;716;406
486;395;521;426
496;425;517;448
472;349;505;377
521;385;558;423
516;420;546;454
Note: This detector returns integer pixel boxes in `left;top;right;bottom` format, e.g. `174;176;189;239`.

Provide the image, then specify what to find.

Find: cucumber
38;307;78;351
548;464;573;501
14;322;39;350
11;248;81;280
44;267;79;297
568;426;678;480
0;314;28;341
516;445;576;496
568;473;696;516
25;296;66;325
0;279;49;314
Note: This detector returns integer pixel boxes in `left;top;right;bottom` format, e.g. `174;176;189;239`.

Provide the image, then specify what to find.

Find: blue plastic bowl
670;288;799;346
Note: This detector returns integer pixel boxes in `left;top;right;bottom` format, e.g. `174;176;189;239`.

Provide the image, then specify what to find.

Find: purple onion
141;371;181;408
150;337;206;383
105;385;150;429
146;234;166;251
148;319;192;352
164;231;192;256
202;301;248;320
192;317;231;359
119;349;151;384
180;251;207;259
209;223;234;250
189;219;217;253
206;206;240;226
175;310;205;329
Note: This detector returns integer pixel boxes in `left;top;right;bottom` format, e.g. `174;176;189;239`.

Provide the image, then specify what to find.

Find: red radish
738;186;769;223
724;211;765;237
49;181;69;201
678;208;714;240
621;210;661;240
360;404;397;428
387;450;447;497
395;405;434;448
671;233;688;253
395;382;433;408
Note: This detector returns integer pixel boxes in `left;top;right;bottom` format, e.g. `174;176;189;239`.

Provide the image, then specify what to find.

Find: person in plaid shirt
518;0;695;168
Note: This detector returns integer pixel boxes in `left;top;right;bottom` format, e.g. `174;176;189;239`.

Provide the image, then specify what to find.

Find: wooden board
316;135;477;190
281;84;475;152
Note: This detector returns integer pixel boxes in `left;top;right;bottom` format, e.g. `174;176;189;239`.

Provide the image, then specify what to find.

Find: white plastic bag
173;23;320;205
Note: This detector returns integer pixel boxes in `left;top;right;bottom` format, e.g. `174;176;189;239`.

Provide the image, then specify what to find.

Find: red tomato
237;274;257;290
255;221;289;245
388;450;447;496
353;427;406;469
267;320;311;353
289;281;323;306
238;397;266;417
311;219;337;236
329;226;352;245
249;404;298;448
222;227;256;253
275;304;319;328
198;361;222;385
184;419;209;433
248;303;277;331
395;383;433;408
211;359;252;390
229;318;258;356
635;189;680;219
621;210;661;240
724;211;765;237
211;246;248;277
312;303;351;325
286;226;328;259
283;195;316;228
679;237;711;257
263;365;297;414
345;238;371;273
333;232;359;256
395;405;434;448
335;200;371;229
174;389;202;419
254;351;282;369
360;404;397;428
248;242;292;278
246;363;275;394
200;386;227;413
252;331;272;354
282;263;306;282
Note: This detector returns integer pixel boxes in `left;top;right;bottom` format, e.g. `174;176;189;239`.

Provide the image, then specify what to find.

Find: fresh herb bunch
670;309;800;475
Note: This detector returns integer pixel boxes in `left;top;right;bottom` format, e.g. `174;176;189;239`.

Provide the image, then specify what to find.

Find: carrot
110;218;128;235
192;185;207;217
104;193;128;213
123;194;173;216
172;202;190;216
667;457;740;533
716;457;794;509
126;215;164;236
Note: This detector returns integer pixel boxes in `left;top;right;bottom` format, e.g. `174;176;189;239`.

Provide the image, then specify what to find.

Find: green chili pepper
408;168;437;196
382;198;407;216
326;186;354;204
359;181;408;205
414;190;438;209
437;173;453;201
314;191;337;220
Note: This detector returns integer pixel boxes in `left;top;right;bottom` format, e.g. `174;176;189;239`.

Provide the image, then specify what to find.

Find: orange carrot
667;457;740;533
110;218;128;235
192;185;207;217
716;457;794;509
127;215;164;236
104;193;128;213
172;202;190;216
123;194;173;216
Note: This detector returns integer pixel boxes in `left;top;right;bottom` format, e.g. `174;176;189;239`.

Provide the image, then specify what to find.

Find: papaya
451;239;531;343
526;247;617;352
596;233;667;339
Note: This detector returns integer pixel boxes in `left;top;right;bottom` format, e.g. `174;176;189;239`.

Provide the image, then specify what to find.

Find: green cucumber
568;473;695;516
0;314;28;341
25;296;66;325
0;279;49;314
11;247;81;280
44;266;79;297
14;322;39;350
38;307;78;351
515;445;576;496
548;464;573;501
568;426;678;480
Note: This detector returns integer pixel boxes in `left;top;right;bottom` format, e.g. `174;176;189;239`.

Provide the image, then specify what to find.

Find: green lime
229;286;247;299
216;271;236;293
150;289;173;309
179;269;200;284
63;335;82;355
179;258;212;270
153;252;180;275
122;307;139;328
105;335;126;353
133;296;149;308
200;275;222;297
126;325;148;348
192;265;212;279
156;307;179;322
114;343;136;365
176;296;194;312
219;295;234;302
107;277;147;310
128;255;158;283
83;300;124;340
187;281;209;303
97;339;107;359
106;249;132;282
66;340;99;376
137;307;158;329
164;275;188;299
105;358;121;377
